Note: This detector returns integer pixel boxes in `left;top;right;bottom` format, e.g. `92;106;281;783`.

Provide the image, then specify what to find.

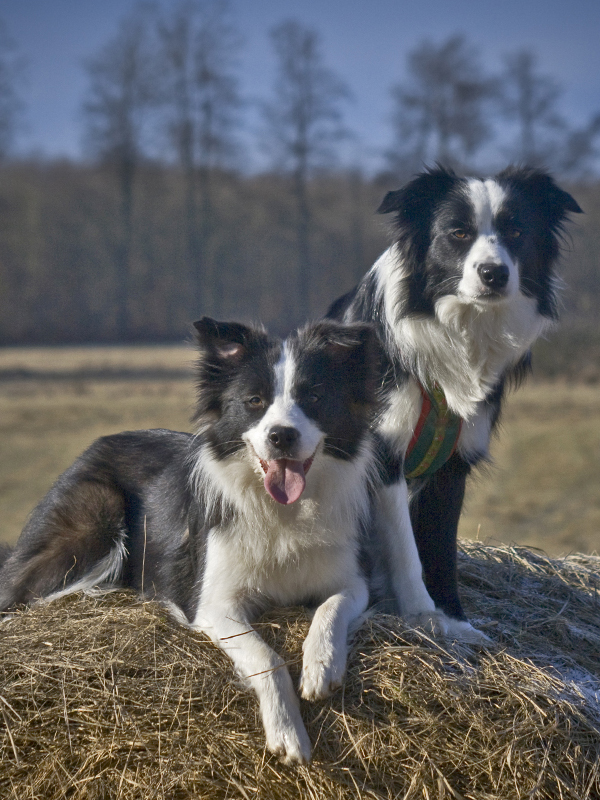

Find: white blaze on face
244;342;324;504
457;179;519;300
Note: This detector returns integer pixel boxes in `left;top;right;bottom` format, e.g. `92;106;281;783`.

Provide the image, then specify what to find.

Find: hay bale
1;542;600;800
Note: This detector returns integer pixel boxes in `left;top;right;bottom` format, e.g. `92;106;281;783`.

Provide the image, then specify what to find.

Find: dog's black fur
328;165;582;637
0;318;382;763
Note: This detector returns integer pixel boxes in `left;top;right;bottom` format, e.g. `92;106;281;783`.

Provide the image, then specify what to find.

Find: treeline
0;161;390;343
0;159;596;346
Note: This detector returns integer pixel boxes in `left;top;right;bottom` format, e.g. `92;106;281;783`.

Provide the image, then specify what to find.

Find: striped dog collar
404;382;462;480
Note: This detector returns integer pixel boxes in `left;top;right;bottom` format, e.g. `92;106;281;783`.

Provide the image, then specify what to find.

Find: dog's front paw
405;611;491;645
300;656;344;701
264;717;312;765
261;697;312;764
404;610;450;637
441;617;492;645
300;632;346;701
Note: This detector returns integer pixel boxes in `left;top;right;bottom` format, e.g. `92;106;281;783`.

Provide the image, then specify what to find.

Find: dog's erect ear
376;165;459;216
553;185;583;215
193;317;254;361
376;167;461;318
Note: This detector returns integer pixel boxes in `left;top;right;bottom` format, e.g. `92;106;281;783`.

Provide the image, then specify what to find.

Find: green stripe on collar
404;383;462;480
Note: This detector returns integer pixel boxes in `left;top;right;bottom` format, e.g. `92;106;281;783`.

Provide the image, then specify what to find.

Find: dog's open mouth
259;456;314;505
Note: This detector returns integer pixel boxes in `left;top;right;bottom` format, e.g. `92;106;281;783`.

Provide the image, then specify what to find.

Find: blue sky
3;0;600;171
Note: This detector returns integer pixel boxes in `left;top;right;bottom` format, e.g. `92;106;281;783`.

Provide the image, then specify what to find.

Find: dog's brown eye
452;230;469;240
247;396;264;408
308;393;321;403
509;229;522;238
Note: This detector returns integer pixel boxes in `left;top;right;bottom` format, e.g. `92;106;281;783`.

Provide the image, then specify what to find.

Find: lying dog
0;318;380;764
328;165;582;641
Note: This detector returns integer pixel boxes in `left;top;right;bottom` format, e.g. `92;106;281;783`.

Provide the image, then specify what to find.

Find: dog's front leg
376;480;490;643
375;480;438;620
194;603;312;764
300;577;368;700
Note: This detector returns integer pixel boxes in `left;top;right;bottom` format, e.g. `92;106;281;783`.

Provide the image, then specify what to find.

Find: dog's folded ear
300;321;381;405
304;321;377;361
193;317;258;361
376;190;403;215
495;166;583;226
376;165;458;216
192;318;269;429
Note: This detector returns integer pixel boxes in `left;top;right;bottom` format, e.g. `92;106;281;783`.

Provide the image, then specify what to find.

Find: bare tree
387;35;496;177
262;20;350;322
558;113;600;179
82;4;161;339
158;0;241;317
499;49;566;166
0;18;24;160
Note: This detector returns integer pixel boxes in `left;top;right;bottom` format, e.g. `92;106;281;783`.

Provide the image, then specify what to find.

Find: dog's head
378;165;582;319
193;318;379;504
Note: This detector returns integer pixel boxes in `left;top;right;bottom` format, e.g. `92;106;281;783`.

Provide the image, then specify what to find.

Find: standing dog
0;318;380;764
328;165;582;641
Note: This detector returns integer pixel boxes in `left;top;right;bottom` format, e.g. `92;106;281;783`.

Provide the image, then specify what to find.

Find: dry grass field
458;381;600;555
1;344;599;554
0;343;195;376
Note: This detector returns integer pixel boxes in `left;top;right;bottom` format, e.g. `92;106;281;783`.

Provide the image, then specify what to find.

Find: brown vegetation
458;381;600;555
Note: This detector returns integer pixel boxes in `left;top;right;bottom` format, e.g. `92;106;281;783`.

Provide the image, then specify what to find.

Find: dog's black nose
477;262;510;289
268;426;299;450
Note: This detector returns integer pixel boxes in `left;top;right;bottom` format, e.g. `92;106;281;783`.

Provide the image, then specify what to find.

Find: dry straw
1;541;600;799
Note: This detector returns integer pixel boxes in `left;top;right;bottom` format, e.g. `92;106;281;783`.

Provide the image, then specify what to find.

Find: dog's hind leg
0;480;127;611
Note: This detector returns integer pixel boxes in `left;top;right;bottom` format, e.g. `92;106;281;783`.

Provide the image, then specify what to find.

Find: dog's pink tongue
264;459;306;505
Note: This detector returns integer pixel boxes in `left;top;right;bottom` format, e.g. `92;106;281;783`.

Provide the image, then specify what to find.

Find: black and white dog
328;165;582;641
0;318;380;764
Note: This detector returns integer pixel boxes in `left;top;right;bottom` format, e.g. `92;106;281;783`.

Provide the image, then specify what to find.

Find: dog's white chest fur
370;244;552;464
376;246;550;418
200;521;358;608
193;440;374;609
